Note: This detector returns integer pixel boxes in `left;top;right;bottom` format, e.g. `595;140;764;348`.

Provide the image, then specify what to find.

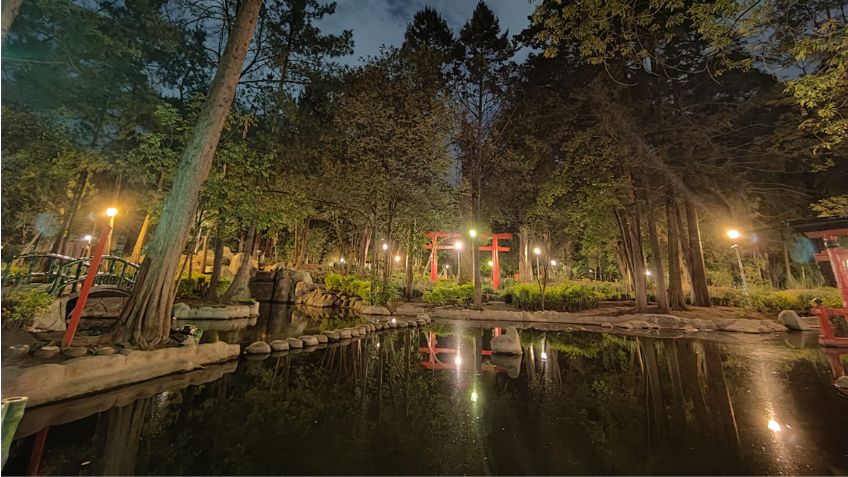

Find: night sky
317;0;537;65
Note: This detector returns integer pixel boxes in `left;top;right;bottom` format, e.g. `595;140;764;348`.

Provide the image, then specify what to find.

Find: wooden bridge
2;253;140;296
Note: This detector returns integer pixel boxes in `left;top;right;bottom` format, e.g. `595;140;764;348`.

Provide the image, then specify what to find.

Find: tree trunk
782;237;795;288
684;199;710;306
51;171;89;254
405;224;413;301
2;0;23;44
204;232;225;301
200;232;210;274
665;192;688;310
114;0;262;348
646;196;669;313
519;226;532;281
224;226;255;302
130;213;151;263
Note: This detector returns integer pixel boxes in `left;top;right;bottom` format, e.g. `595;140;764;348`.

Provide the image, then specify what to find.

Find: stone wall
249;268;313;303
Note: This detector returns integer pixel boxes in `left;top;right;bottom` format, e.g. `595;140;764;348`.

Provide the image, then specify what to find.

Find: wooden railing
2;253;140;296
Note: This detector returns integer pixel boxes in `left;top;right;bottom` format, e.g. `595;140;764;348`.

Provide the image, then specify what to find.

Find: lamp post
726;229;750;305
455;241;463;283
82;235;92;258
105;207;118;255
533;247;542;278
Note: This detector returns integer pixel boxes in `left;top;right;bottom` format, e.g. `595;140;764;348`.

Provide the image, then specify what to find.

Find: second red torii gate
423;231;512;289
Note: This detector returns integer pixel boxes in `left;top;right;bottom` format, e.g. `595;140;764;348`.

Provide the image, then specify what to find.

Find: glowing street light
645;270;652;277
726;228;750;305
83;234;92;242
339;257;346;264
105;207;118;255
82;234;93;258
454;355;462;366
382;242;389;251
394;255;401;263
487;260;494;267
533;247;541;255
533;247;542;277
468;229;477;238
550;259;557;267
541;351;548;360
470;390;478;403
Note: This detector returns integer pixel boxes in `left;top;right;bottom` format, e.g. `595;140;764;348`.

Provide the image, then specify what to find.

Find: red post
26;427;49;476
822;238;848;308
62;223;111;348
492;237;500;290
430;236;438;283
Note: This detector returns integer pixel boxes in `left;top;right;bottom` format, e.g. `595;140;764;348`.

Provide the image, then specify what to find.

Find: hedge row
501;283;601;312
708;287;842;313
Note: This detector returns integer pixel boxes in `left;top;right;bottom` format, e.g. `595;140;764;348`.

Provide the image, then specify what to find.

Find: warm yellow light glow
455;241;463;250
645;270;652;276
394;255;401;263
487;260;494;267
454;355;462;366
470;390;478;403
83;235;92;242
468;229;477;238
445;264;450;269
106;207;118;217
541;351;548;360
550;260;557;266
382;243;389;251
339;257;346;263
768;419;782;432
391;318;397;324
533;247;541;255
726;229;741;240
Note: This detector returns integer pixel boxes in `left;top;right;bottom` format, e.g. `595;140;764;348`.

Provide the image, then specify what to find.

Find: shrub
176;277;231;299
708;286;842;313
324;272;399;306
423;281;476;306
501;282;601;312
2;290;54;329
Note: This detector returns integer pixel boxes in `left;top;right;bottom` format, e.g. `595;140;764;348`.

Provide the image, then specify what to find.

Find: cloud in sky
317;0;537;65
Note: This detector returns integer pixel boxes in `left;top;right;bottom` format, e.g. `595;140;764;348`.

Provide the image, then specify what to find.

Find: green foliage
176;277;231;300
502;282;601;312
422;281;476;306
324;272;399;306
708;287;843;313
2;289;54;328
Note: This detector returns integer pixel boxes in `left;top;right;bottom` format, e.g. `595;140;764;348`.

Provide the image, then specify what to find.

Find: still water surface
6;304;848;475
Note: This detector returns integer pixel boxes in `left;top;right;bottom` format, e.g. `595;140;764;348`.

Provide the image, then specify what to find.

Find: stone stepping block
301;335;320;347
357;326;368;336
245;341;271;355
322;331;341;341
416;318;426;327
33;346;60;359
387;320;398;329
7;345;30;358
374;322;384;330
270;340;290;352
287;337;304;349
316;334;328;344
338;329;352;339
95;346;116;356
62;346;88;359
348;328;361;338
396;320;410;328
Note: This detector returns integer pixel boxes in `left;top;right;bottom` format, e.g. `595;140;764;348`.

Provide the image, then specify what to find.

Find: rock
835;376;848;390
491;328;522;355
397;320;410;328
182;335;197;346
492;354;521;379
358;326;368;336
315;334;328;344
287;337;304;349
33;345;60;359
7;345;30;358
387;320;397;329
270;340;290;352
368;324;376;332
416;318;426;327
341;299;351;307
249;281;275;301
338;329;352;339
322;331;341;341
615;320;659;330
244;341;271;355
94;346;116;356
301;335;319;347
172;302;192;319
349;328;361;338
360;305;390;316
778;310;814;331
374;322;384;331
416;312;431;321
62;346;88;358
719;319;786;334
312;293;337;308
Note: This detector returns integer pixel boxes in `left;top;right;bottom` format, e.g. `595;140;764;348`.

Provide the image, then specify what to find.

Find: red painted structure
62;223;112;348
791;217;848;347
423;231;512;289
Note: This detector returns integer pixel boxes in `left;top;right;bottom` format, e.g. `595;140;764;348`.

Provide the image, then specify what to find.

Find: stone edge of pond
172;301;260;319
391;304;787;334
1;341;240;408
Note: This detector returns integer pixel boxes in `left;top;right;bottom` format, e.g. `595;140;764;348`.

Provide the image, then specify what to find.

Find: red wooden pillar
430;236;439;283
492;237;500;290
62;223;111;348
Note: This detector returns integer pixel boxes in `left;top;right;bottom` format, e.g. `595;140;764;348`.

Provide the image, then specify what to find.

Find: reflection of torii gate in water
420;330;507;372
423;231;512;289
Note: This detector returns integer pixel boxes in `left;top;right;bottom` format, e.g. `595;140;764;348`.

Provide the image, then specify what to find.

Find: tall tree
115;0;263;348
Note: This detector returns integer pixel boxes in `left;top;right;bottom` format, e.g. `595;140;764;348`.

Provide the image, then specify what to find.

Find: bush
423;281;476;306
708;286;843;313
176;277;231;299
2;290;54;329
324;272;399;306
501;282;601;312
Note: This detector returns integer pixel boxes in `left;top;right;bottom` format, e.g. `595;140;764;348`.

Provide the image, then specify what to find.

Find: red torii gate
423;231;512;289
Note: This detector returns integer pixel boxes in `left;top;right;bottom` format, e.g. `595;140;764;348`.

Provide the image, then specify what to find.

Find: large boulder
778;310;814;331
360;305;390;316
491;327;522;355
244;341;271;355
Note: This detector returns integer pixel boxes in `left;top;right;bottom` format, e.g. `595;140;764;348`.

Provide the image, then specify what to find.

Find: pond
5;306;848;475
